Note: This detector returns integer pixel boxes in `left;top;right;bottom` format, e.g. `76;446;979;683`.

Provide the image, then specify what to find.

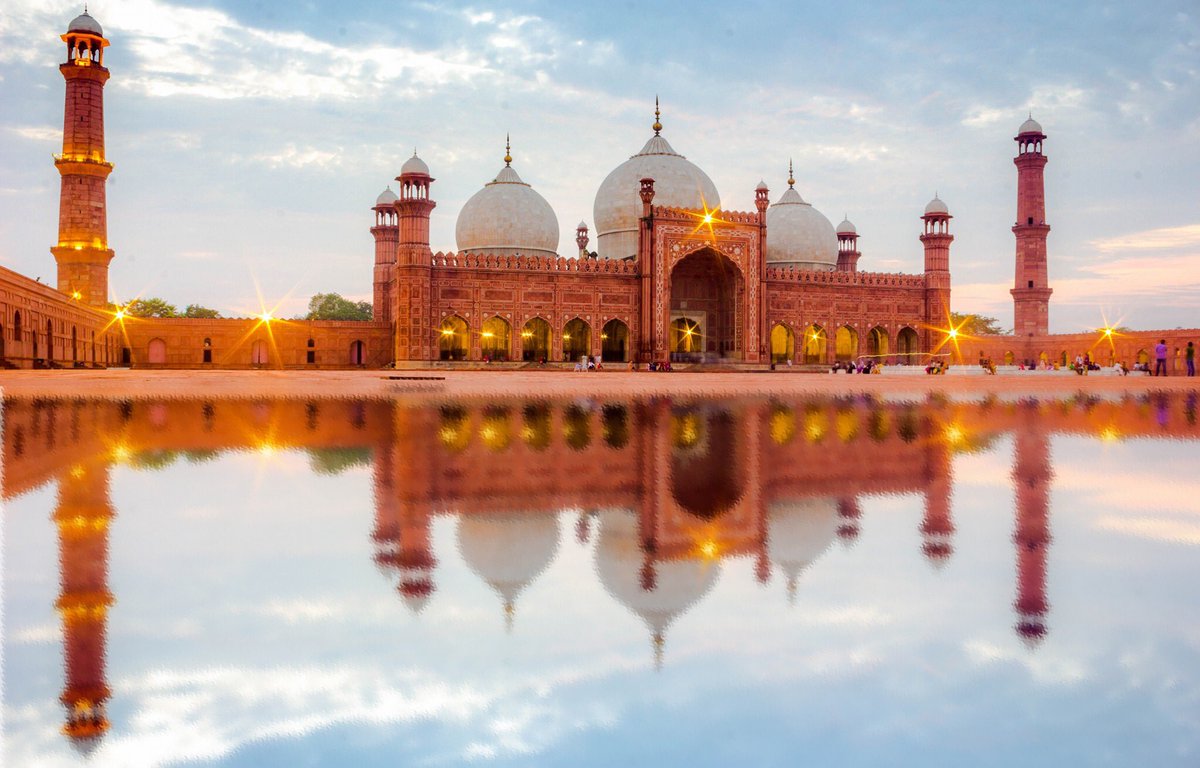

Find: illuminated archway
350;340;366;365
671;317;702;354
563;318;591;363
601;319;630;362
770;323;795;364
670;248;742;359
802;324;826;364
1004;350;1015;365
481;316;510;361
670;408;742;519
521;317;551;362
835;325;858;362
438;315;469;361
896;327;920;365
868;326;889;359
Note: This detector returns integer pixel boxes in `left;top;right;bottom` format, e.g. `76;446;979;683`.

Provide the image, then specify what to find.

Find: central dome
765;165;837;270
456;142;559;257
593;106;720;260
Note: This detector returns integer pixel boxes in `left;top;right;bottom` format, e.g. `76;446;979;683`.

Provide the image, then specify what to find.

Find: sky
0;0;1197;331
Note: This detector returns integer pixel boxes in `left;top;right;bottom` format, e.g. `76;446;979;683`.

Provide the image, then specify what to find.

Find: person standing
1187;341;1195;377
1154;339;1168;376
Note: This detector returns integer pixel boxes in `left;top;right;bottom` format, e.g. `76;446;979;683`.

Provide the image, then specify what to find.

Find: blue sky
0;0;1197;331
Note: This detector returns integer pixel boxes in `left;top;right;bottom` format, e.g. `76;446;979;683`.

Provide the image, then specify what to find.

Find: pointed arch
438;315;469;361
896;327;920;365
802;324;826;364
521;316;551;362
481;316;511;361
601;319;630;362
563;317;591;362
835;325;858;362
770;323;795;364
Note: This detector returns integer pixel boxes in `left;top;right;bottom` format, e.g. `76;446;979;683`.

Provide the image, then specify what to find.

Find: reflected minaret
920;438;955;568
1012;408;1053;647
54;463;114;753
373;408;437;613
836;497;861;544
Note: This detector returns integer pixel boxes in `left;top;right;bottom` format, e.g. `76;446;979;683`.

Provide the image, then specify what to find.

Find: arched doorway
481;316;510;361
0;322;5;361
1004;351;1015;365
671;317;702;355
46;319;54;362
71;326;78;363
148;338;167;364
204;338;213;364
835;325;858;362
802;324;826;364
670;248;742;361
521;317;551;362
770;323;794;364
12;311;22;357
350;340;365;365
563;318;591;363
601;319;629;362
868;326;889;360
438;315;468;361
896;327;920;365
251;339;269;366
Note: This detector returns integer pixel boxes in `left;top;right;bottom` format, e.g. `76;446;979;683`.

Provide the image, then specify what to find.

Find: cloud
248;144;343;171
1089;224;1200;252
7;125;60;141
1095;516;1200;545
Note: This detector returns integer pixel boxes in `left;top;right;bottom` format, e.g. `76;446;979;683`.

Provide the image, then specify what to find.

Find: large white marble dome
456;147;559;258
593;109;720;260
765;168;837;270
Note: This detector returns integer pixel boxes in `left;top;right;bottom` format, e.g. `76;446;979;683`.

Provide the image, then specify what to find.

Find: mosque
0;10;1194;369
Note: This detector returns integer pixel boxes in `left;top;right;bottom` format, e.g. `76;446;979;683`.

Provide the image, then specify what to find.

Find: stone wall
0;265;121;368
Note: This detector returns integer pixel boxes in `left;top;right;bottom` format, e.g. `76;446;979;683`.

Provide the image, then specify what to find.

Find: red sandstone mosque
0;10;1195;370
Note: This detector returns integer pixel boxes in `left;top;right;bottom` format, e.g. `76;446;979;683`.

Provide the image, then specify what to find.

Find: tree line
119;293;373;321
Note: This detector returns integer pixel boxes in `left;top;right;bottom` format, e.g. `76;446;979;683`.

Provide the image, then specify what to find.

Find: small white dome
765;182;837;270
577;220;588;230
924;195;950;215
755;180;769;191
67;11;103;36
457;511;561;611
593;116;720;260
1018;116;1043;135
456;159;559;257
375;186;398;206
400;152;430;176
767;498;839;601
836;217;857;235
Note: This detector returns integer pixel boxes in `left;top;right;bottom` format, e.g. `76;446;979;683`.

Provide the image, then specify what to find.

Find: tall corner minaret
370;186;399;323
54;462;115;752
836;215;860;273
393;151;436;361
1012;404;1052;648
51;10;114;308
1011;116;1052;337
920;195;953;351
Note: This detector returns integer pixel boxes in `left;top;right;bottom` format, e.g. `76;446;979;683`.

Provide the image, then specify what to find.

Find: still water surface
3;391;1199;766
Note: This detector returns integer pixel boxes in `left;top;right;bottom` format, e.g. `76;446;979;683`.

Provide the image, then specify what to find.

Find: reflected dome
767;498;839;602
457;511;561;627
594;509;720;664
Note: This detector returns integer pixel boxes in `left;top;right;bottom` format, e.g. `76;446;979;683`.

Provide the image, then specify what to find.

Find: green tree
182;304;222;318
125;297;179;318
949;311;1007;336
305;293;373;321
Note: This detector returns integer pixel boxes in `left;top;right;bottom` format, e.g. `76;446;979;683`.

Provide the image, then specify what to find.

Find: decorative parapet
652;206;761;225
765;266;926;288
430;251;639;275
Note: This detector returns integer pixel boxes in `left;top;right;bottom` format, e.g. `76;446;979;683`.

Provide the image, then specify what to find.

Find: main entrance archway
669;249;742;361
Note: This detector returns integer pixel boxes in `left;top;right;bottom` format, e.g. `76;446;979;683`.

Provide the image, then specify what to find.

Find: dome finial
504;134;512;166
652;96;662;136
787;158;795;188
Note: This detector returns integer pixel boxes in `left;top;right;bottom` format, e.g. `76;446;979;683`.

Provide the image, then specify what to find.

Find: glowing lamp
259;311;273;323
71;290;82;300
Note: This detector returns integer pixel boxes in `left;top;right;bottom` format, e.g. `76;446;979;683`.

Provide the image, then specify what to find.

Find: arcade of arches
669;249;742;360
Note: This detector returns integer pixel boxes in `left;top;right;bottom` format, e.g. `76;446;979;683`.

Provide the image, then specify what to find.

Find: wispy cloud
1090;224;1200;252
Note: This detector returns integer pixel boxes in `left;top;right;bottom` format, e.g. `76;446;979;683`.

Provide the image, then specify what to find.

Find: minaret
54;462;115;753
393;151;436;361
575;221;590;258
836;216;860;273
920;195;953;353
370;185;399;323
1011;116;1052;337
51;10;114;308
1012;405;1052;647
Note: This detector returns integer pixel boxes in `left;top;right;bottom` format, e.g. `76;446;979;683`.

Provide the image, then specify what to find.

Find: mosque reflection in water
2;390;1198;753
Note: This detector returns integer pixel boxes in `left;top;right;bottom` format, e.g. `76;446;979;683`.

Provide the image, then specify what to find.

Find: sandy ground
0;368;1196;402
